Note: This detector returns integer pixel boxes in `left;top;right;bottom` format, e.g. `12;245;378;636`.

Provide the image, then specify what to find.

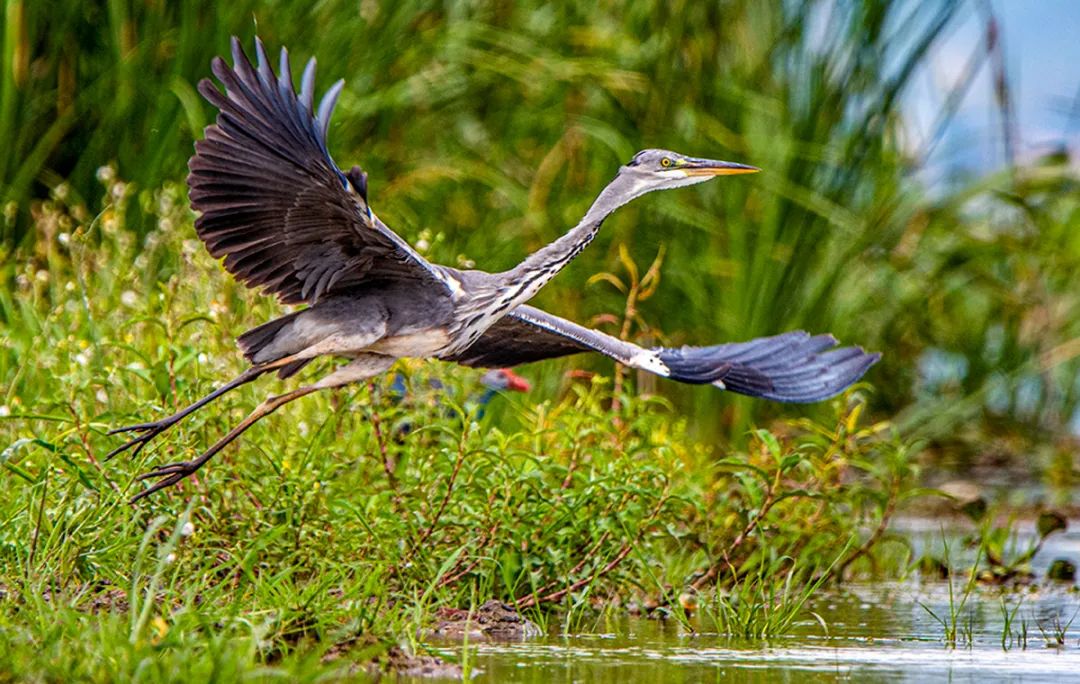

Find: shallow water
429;520;1080;682
443;587;1080;683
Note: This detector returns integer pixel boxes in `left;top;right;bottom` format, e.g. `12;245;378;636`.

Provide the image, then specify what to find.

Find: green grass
918;535;980;649
999;595;1026;651
703;551;841;640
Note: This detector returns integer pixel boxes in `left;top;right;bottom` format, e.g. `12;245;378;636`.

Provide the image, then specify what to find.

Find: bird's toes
105;420;177;461
104;435;149;461
129;458;208;503
136;461;194;480
129;473;186;504
107;422;159;435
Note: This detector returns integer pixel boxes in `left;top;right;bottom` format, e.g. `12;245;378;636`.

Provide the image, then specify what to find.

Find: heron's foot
130;454;212;503
105;418;178;461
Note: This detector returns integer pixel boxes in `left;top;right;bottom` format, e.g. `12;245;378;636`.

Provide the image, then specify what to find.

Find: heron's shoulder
434;267;502;295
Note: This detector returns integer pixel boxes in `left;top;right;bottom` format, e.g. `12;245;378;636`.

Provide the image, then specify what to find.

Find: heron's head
619;149;758;192
480;369;532;393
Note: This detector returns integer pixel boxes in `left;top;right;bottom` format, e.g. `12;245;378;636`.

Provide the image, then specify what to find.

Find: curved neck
501;171;644;304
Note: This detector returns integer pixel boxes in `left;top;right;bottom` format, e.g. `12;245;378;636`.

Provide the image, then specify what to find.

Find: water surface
429;520;1080;682
447;588;1080;683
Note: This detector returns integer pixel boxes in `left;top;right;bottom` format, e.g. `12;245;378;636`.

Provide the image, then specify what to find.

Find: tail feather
757;347;867;381
657;331;879;403
237;311;303;363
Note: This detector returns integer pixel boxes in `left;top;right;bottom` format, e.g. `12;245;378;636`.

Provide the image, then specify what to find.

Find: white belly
367;328;452;357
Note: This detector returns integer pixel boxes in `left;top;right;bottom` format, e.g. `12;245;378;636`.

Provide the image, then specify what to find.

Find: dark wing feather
444;314;589;367
446;305;879;404
189;37;449;304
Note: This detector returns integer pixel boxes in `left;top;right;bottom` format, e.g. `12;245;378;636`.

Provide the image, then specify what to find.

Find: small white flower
35;270;49;284
197;353;208;365
180;521;195;537
0;405;10;417
165;552;176;564
74;352;89;367
64;281;75;292
58;232;71;246
96;165;116;183
298;421;309;437
415;238;430;251
120;290;138;307
95;389;108;403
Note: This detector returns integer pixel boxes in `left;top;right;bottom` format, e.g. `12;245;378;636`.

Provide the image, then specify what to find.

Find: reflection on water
424;521;1080;683
463;635;1080;683
894;515;1080;578
440;588;1080;683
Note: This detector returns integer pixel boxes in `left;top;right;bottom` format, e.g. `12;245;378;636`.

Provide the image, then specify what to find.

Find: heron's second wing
446;305;879;403
189;37;451;305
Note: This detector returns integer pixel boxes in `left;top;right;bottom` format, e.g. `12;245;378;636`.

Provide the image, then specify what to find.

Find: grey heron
108;37;879;502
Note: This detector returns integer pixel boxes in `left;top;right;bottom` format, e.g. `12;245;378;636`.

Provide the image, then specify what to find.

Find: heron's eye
660;157;672;168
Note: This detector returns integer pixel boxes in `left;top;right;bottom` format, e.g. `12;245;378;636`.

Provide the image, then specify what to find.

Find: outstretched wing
189;37;450;305
445;305;879;403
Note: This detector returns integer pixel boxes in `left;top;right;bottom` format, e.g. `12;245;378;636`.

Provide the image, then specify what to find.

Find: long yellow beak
682;159;760;177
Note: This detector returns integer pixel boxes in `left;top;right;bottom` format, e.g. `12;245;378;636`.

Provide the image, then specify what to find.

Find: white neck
498;171;650;308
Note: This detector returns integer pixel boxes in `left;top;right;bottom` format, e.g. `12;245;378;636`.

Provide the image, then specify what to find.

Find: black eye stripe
628;152;680;167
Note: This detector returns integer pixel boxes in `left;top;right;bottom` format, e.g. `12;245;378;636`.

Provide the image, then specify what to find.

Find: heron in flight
109;38;879;502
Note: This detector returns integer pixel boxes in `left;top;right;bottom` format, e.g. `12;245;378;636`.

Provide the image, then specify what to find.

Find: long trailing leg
106;356;301;461
130;354;394;503
130;384;319;502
